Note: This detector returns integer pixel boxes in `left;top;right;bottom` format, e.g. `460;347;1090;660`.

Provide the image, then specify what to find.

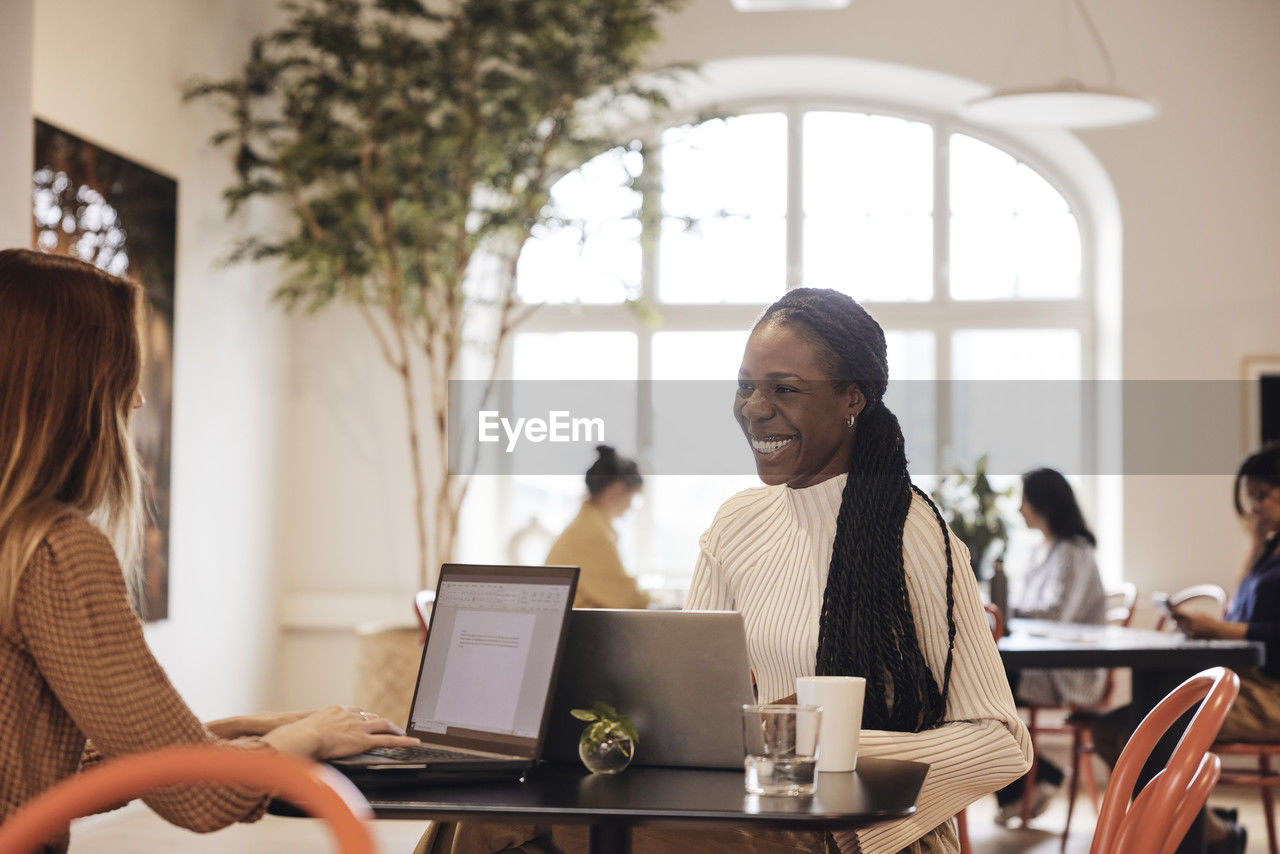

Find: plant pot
578;731;635;774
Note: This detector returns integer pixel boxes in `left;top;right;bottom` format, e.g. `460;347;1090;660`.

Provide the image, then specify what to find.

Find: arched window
459;59;1120;593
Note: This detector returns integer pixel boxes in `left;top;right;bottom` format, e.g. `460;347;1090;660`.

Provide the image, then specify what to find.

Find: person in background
0;249;418;853
546;445;652;609
993;468;1107;824
1090;441;1280;854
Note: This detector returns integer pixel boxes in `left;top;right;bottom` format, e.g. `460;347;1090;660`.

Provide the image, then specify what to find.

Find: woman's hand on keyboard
262;705;421;759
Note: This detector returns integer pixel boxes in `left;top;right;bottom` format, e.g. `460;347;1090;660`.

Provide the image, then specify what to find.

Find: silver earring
846;414;857;429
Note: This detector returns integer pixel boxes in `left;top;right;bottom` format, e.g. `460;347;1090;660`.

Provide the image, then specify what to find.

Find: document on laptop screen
411;576;570;740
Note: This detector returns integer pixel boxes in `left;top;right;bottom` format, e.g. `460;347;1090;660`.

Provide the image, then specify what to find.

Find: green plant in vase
931;454;1015;579
571;701;639;774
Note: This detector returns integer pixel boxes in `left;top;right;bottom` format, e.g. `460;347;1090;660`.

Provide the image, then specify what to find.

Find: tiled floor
67;750;1272;853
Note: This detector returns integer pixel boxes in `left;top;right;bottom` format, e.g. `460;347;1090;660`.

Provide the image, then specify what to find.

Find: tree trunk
396;358;430;591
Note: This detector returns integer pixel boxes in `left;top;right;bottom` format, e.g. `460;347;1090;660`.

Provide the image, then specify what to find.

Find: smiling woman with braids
415;288;1031;854
684;288;1032;853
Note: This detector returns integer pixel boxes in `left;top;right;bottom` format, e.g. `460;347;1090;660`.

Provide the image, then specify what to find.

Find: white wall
29;0;289;717
0;0;34;245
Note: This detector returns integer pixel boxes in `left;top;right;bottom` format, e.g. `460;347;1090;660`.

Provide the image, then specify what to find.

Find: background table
367;757;929;854
999;618;1265;854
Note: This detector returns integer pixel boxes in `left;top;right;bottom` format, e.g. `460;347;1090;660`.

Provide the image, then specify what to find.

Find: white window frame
472;58;1124;585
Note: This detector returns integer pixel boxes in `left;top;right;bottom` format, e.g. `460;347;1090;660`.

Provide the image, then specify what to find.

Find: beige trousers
412;818;958;854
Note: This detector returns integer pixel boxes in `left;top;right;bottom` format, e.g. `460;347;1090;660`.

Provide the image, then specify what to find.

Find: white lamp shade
730;0;850;9
961;84;1159;129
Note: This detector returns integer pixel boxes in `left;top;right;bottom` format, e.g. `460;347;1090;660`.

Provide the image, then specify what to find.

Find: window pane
951;329;1080;380
884;330;937;475
649;331;754;486
652;330;751;380
650;330;753;477
517;147;642;304
510;331;638;504
647;330;768;588
659;115;787;304
949;134;1081;300
949;328;1083;483
803;112;933;301
508;332;639;574
513;331;638;381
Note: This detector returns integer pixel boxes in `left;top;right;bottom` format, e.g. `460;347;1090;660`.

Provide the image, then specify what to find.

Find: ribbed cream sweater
687;475;1032;854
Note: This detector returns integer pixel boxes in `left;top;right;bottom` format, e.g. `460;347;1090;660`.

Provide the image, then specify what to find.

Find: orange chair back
983;602;1004;640
1090;666;1240;854
0;746;377;854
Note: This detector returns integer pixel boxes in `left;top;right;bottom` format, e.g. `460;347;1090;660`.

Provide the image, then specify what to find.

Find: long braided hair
758;288;957;732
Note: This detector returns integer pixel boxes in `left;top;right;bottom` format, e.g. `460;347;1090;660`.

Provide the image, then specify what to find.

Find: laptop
330;563;579;787
543;609;756;770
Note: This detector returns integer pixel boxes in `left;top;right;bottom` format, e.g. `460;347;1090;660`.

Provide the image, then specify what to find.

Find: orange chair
1212;741;1280;854
1018;582;1139;831
1059;581;1140;845
0;745;377;854
1091;666;1240;854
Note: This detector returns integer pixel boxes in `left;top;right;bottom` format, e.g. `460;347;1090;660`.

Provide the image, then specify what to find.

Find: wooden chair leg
1062;727;1084;850
955;809;971;854
1022;708;1040;826
1081;732;1101;811
1261;755;1279;854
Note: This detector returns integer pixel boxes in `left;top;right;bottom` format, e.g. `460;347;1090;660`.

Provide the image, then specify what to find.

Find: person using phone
1090;442;1280;854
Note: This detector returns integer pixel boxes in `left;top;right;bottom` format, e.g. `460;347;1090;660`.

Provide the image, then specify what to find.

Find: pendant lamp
730;0;850;10
961;0;1158;129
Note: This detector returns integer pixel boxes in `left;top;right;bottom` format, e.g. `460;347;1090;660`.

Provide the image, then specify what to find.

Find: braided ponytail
759;288;956;732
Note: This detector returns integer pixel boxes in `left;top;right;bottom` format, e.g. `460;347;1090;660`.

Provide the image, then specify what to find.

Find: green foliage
571;700;639;756
185;0;687;584
932;454;1015;578
185;0;686;323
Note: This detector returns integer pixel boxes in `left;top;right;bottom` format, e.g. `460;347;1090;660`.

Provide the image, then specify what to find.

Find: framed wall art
1243;355;1280;452
31;119;177;622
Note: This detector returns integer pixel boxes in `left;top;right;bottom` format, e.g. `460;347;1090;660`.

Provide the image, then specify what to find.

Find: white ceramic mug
795;675;866;772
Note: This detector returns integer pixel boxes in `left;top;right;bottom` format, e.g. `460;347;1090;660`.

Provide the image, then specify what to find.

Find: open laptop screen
407;564;577;760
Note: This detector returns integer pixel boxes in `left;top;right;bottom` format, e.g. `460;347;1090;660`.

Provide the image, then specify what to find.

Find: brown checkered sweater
0;514;272;852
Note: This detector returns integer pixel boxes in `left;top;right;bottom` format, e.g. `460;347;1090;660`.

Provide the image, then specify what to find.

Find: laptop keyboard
365;745;490;762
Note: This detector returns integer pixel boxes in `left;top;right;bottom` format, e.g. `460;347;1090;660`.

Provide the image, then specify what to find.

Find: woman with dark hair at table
993;468;1107;824
1091;441;1280;854
0;249;417;852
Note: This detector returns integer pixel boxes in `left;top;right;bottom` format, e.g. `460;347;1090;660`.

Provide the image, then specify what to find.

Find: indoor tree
187;0;685;588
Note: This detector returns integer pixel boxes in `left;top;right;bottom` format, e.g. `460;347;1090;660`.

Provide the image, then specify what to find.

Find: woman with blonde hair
0;248;417;852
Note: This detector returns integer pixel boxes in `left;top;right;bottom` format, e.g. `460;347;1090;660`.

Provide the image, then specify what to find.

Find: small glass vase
578;731;635;774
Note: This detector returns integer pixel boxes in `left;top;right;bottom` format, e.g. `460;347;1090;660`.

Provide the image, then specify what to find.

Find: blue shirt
1226;545;1280;678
